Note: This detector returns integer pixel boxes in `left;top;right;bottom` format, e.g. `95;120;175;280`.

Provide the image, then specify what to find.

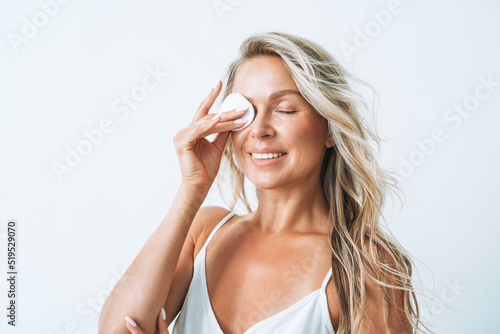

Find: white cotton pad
218;93;255;131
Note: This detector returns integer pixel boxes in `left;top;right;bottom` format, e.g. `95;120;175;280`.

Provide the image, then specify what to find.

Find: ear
325;135;334;148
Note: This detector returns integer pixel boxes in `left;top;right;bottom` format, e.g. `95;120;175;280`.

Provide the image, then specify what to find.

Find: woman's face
230;55;334;189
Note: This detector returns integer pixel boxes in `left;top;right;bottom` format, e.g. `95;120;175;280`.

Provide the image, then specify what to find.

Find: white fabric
172;211;336;334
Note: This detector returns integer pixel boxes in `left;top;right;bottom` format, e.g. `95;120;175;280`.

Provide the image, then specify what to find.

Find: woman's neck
250;180;331;234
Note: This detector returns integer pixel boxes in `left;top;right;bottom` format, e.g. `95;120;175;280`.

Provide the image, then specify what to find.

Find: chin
248;175;284;190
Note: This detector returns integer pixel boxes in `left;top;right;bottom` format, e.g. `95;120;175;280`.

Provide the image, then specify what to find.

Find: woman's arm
98;183;208;334
98;81;245;333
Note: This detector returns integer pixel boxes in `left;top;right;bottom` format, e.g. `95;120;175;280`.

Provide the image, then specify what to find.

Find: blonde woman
99;32;427;334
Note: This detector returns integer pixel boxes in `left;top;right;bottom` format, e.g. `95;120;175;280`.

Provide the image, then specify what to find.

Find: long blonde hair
215;31;430;334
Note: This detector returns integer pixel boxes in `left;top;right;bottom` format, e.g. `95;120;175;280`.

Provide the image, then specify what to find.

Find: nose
249;106;276;139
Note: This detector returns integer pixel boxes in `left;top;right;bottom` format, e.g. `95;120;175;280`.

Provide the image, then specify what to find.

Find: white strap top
171;211;335;333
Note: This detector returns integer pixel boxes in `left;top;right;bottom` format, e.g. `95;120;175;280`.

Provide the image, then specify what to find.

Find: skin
231;55;334;231
210;55;337;330
123;56;410;334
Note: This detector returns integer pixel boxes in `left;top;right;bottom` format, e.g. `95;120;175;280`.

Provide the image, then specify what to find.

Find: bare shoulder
325;240;412;333
361;239;413;333
190;206;233;260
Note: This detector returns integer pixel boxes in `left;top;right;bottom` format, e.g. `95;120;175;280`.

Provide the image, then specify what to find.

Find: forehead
232;56;299;100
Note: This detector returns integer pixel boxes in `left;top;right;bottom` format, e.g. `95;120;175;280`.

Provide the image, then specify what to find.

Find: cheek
286;121;327;156
292;122;323;144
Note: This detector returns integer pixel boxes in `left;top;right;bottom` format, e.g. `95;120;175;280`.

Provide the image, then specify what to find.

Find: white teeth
251;152;286;159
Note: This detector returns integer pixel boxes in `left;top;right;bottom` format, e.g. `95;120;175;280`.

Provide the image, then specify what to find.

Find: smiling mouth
249;152;286;162
250;152;287;160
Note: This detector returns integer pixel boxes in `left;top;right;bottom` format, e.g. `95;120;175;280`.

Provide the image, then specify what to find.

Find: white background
1;0;499;333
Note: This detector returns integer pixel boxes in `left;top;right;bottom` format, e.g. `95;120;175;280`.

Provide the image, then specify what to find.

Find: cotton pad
218;93;255;131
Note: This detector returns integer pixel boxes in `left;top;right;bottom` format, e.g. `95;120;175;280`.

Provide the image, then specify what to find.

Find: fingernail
234;119;246;124
214;110;224;119
213;115;222;122
125;316;137;327
214;81;221;90
161;307;166;320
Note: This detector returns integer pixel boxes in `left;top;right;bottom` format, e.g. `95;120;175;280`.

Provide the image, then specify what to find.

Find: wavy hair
214;31;430;334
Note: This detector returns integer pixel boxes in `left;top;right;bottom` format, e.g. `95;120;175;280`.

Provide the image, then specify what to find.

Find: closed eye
277;110;296;114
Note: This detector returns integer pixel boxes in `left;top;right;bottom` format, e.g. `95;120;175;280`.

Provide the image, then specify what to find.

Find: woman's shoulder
190;206;234;259
195;205;234;235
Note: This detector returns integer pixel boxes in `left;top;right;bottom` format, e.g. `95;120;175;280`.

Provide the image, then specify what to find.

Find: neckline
199;211;333;333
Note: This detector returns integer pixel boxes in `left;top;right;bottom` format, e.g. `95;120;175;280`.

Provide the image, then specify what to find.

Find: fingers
210;106;248;132
124;308;169;334
208;107;248;152
182;108;247;146
192;81;223;124
157;307;170;334
125;316;146;334
211;130;231;154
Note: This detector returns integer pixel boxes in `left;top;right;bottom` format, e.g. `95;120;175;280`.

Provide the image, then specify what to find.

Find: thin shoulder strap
320;267;335;333
321;267;333;290
199;211;237;254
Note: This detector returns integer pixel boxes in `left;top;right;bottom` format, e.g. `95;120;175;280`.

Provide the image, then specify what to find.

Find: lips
248;148;287;154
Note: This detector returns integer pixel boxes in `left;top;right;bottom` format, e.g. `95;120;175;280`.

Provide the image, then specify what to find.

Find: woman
99;32;427;334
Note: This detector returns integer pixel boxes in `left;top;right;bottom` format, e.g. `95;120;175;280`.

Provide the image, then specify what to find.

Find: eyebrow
244;90;302;104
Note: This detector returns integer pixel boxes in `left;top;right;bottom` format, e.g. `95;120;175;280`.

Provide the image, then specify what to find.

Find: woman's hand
173;81;247;192
125;307;169;334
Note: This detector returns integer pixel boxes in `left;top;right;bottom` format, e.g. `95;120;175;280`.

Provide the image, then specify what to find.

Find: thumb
212;130;230;155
